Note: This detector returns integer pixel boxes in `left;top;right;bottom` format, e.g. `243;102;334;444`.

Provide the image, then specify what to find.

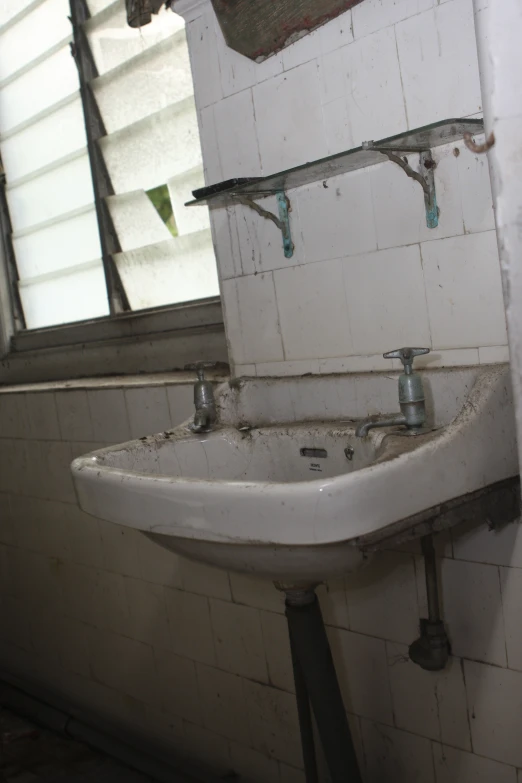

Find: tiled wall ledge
235;346;510;378
0;370;228;395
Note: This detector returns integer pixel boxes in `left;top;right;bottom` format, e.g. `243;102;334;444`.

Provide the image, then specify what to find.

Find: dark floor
0;708;154;782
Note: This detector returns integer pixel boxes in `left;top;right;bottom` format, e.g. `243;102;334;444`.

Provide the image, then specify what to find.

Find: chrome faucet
185;361;219;433
355;347;430;438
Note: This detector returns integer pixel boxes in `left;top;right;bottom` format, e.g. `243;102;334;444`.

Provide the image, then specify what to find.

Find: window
0;0;221;342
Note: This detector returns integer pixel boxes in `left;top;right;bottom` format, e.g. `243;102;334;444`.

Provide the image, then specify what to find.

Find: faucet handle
383;347;430;373
185;361;221;381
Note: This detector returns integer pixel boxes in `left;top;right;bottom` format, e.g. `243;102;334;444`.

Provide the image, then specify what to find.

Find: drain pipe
0;674;221;783
471;0;522;464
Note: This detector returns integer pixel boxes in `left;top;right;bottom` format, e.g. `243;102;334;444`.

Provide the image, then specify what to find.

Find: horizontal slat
0;0;44;33
106;190;173;252
86;0;117;16
6;154;96;233
168;166;209;236
86;2;184;76
14;208;101;281
0;0;71;83
13;203;95;240
115;230;219;310
1;96;87;182
93;31;191;134
0;45;79;134
19;262;109;329
100;97;202;194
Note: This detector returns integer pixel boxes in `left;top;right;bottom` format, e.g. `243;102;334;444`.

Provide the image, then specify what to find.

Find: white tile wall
432;743;517;783
274;259;353;361
422;231;507;350
213;89;261;179
254;62;327;174
387;644;471;749
465;660;522;768
343;244;431;355
395;0;482;128
188;0;507;379
0;0;516;779
221;273;284;366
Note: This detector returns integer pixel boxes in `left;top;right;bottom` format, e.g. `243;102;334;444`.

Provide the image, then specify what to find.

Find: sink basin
72;365;518;583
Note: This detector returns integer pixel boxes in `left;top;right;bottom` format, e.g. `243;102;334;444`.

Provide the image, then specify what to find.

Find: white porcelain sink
72;366;518;582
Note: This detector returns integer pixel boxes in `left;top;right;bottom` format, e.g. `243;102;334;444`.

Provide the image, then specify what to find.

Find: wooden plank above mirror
210;0;365;61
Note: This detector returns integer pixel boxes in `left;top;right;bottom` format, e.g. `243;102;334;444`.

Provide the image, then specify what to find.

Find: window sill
1;297;228;385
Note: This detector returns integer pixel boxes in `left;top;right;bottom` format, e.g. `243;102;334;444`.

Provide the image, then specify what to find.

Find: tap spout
355;413;407;438
190;405;216;433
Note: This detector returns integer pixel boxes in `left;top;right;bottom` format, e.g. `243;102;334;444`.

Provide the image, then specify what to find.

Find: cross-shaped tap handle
383;347;430;374
185;361;220;381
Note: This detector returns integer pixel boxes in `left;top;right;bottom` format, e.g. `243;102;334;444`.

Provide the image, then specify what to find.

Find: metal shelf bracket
362;141;439;229
233;190;294;259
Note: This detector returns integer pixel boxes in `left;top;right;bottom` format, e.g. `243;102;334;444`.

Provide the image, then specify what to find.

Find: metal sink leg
283;588;362;783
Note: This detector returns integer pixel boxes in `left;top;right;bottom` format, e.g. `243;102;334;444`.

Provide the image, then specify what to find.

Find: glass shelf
186;118;484;208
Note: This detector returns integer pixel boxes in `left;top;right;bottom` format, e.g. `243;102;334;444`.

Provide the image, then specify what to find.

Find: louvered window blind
0;0;218;330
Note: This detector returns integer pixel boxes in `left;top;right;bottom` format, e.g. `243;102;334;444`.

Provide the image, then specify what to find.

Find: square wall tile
214;12;256;98
229;742;280;783
456;138;496;235
328;627;393;725
213;89;261;179
244;679;302;768
370;145;464;250
198;104;223;185
25;392;60;440
124;577;170;649
260;610;294;693
441;559;506;666
343;245;431;356
352;0;434;39
322;96;354;155
165;588;216;666
89;629;159;706
100;521;141;578
183;722;232;774
166;384;194;427
179;558;231;600
432;742;516;783
253;61;327;173
210;598;268;682
452;519;522;568
196;663;251;746
396;0;482;128
297;169;377;263
229;573;285;614
465;660;522;768
500;566;522;671
55;390;94;442
421;231;507;349
185;11;223;110
88;389;131;444
361;719;435;783
209;206;238;280
346;552;420;644
274;259;353;361
125;387;170;439
154;648;201;725
320;27;406;142
0;393;28;439
222;273;284;365
387;643;471;749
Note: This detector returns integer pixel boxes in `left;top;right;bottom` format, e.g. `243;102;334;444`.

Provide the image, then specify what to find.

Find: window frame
0;0;226;384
